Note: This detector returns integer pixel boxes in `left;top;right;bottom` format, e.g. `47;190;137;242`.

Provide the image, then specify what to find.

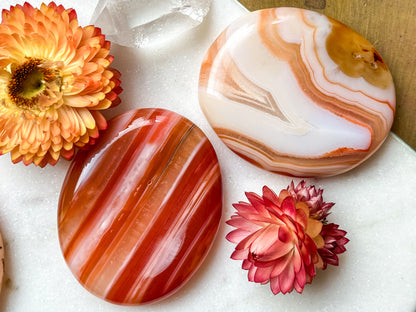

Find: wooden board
239;0;416;150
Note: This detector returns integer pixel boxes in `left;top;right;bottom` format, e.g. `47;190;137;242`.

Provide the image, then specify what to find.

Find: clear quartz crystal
91;0;212;48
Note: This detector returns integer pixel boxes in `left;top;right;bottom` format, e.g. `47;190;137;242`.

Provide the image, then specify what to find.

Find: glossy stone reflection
58;108;222;305
199;8;396;177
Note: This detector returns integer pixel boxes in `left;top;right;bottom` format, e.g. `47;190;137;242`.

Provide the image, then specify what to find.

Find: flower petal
253;265;273;283
226;216;261;233
280;196;296;219
279;261;295;294
230;248;249;260
306;218;323;239
0;3;122;167
226;228;252;244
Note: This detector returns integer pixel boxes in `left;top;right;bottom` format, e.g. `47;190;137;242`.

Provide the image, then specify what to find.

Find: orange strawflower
0;2;122;167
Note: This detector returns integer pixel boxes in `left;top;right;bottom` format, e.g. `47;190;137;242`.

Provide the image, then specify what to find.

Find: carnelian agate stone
58;109;222;305
199;8;396;177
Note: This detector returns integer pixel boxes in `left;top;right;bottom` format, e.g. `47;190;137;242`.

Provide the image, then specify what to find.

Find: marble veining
58;108;222;305
199;7;395;177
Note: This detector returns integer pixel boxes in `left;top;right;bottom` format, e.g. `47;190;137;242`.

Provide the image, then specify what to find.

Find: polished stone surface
0;231;3;295
199;7;396;177
58;108;222;305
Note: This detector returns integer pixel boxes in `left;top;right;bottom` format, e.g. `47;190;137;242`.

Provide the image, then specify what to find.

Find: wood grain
238;0;416;150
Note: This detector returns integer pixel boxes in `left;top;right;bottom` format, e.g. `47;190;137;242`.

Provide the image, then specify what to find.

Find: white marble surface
0;0;415;311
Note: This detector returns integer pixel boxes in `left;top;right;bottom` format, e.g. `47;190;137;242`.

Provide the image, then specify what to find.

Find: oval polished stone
0;231;3;294
58;108;222;305
199;7;395;177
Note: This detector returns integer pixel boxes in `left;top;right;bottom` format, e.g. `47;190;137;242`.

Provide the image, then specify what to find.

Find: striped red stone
58;108;222;305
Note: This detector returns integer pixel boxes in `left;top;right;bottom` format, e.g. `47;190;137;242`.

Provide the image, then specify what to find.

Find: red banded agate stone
58;109;222;305
199;8;396;177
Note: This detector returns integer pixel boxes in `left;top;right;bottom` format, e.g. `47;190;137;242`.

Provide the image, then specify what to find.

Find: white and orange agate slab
58;109;222;305
199;7;396;177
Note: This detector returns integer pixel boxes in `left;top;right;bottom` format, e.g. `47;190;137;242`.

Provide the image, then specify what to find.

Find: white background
0;0;415;311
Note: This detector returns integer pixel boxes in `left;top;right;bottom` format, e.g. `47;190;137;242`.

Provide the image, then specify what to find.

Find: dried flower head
226;181;348;294
0;2;122;167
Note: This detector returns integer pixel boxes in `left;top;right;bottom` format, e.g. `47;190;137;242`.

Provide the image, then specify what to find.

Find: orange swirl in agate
199;7;395;177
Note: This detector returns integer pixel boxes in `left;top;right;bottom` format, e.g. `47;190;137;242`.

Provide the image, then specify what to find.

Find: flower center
7;58;60;109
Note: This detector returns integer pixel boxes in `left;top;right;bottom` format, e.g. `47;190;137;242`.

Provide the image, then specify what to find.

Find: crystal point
91;0;212;47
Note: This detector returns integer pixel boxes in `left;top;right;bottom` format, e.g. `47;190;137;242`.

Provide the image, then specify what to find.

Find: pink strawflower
226;181;348;294
318;223;349;269
287;180;334;221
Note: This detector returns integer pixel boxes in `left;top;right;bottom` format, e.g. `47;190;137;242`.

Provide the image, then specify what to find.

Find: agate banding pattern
58;109;222;305
199;8;395;177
